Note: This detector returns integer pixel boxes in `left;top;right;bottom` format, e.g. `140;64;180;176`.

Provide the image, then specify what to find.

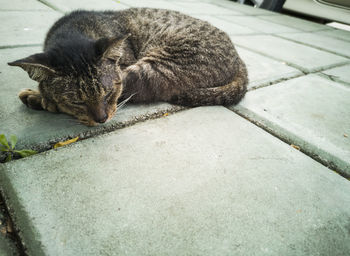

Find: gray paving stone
236;47;302;89
0;47;183;154
1;107;350;255
193;15;256;35
0;11;62;47
278;32;350;58
214;0;278;16
175;2;241;15
321;64;350;86
231;35;349;72
119;0;190;11
0;0;51;11
316;29;350;42
232;74;350;176
220;15;300;34
259;14;333;32
42;0;129;12
121;0;240;15
169;0;231;3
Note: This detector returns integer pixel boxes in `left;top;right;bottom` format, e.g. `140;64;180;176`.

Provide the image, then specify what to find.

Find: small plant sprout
0;134;37;162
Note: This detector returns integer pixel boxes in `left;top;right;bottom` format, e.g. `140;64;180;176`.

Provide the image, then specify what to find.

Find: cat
8;8;248;126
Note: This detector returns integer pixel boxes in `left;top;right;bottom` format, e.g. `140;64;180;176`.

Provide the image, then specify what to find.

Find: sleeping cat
8;8;248;126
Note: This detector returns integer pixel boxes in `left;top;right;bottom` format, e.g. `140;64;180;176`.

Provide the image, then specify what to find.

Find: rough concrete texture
231;35;348;72
278;32;350;58
1;107;350;256
214;0;279;15
122;0;240;15
119;0;184;11
0;11;62;47
221;15;300;34
172;2;242;15
321;64;350;86
0;0;51;10
236;47;302;89
316;28;350;42
259;14;333;32
233;74;350;176
192;15;256;35
42;0;129;12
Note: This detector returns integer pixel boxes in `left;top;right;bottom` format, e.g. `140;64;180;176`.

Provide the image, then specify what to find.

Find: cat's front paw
18;89;43;110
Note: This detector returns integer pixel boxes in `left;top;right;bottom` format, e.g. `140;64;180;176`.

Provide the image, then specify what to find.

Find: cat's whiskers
117;93;136;109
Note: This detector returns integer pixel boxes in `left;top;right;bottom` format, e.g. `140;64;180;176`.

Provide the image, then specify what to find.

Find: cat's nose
95;114;108;123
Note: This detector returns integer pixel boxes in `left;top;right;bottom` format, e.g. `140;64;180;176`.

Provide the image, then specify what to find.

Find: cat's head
8;35;128;126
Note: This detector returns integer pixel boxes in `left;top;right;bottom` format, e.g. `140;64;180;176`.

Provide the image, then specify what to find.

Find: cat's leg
121;61;181;103
18;89;58;112
18;89;43;110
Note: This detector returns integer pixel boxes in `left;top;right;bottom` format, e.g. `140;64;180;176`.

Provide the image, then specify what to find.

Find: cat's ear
8;53;56;82
95;34;131;61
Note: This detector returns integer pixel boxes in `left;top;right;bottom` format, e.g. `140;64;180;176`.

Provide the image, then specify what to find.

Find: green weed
0;134;37;162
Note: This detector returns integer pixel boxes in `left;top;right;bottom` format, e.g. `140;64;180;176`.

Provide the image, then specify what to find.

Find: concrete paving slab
0;11;62;47
1;107;350;255
0;47;184;154
316;28;350;42
220;15;300;34
175;2;241;15
259;14;333;32
0;0;51;11
193;15;256;35
214;0;278;16
321;64;350;86
169;0;231;3
231;35;349;72
42;0;129;12
236;47;302;89
232;74;350;177
119;0;195;13
278;32;350;58
120;0;240;15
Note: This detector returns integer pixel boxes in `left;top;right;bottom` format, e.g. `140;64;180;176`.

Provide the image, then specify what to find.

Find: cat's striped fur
8;8;248;126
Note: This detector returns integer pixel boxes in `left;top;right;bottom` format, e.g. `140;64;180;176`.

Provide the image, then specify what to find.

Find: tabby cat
8;8;248;126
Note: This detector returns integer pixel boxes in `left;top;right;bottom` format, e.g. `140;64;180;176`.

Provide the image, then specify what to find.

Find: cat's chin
78;113;114;126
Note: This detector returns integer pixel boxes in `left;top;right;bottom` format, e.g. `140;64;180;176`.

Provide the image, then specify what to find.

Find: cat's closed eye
72;101;86;106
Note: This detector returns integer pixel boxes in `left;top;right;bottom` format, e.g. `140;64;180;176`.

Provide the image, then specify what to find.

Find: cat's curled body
9;8;248;126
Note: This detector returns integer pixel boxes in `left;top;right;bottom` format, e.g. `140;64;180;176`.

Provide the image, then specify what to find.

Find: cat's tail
172;71;248;107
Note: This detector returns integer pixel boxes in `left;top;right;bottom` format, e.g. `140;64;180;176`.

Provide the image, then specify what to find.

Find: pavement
0;0;349;255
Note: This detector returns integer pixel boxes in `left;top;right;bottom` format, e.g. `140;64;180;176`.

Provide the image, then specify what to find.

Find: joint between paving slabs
227;108;350;180
247;61;350;92
0;191;27;256
235;47;350;93
235;42;350;73
0;106;186;164
36;0;64;13
0;9;55;12
318;72;350;87
272;34;350;59
0;44;43;50
233;43;309;73
247;72;305;92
